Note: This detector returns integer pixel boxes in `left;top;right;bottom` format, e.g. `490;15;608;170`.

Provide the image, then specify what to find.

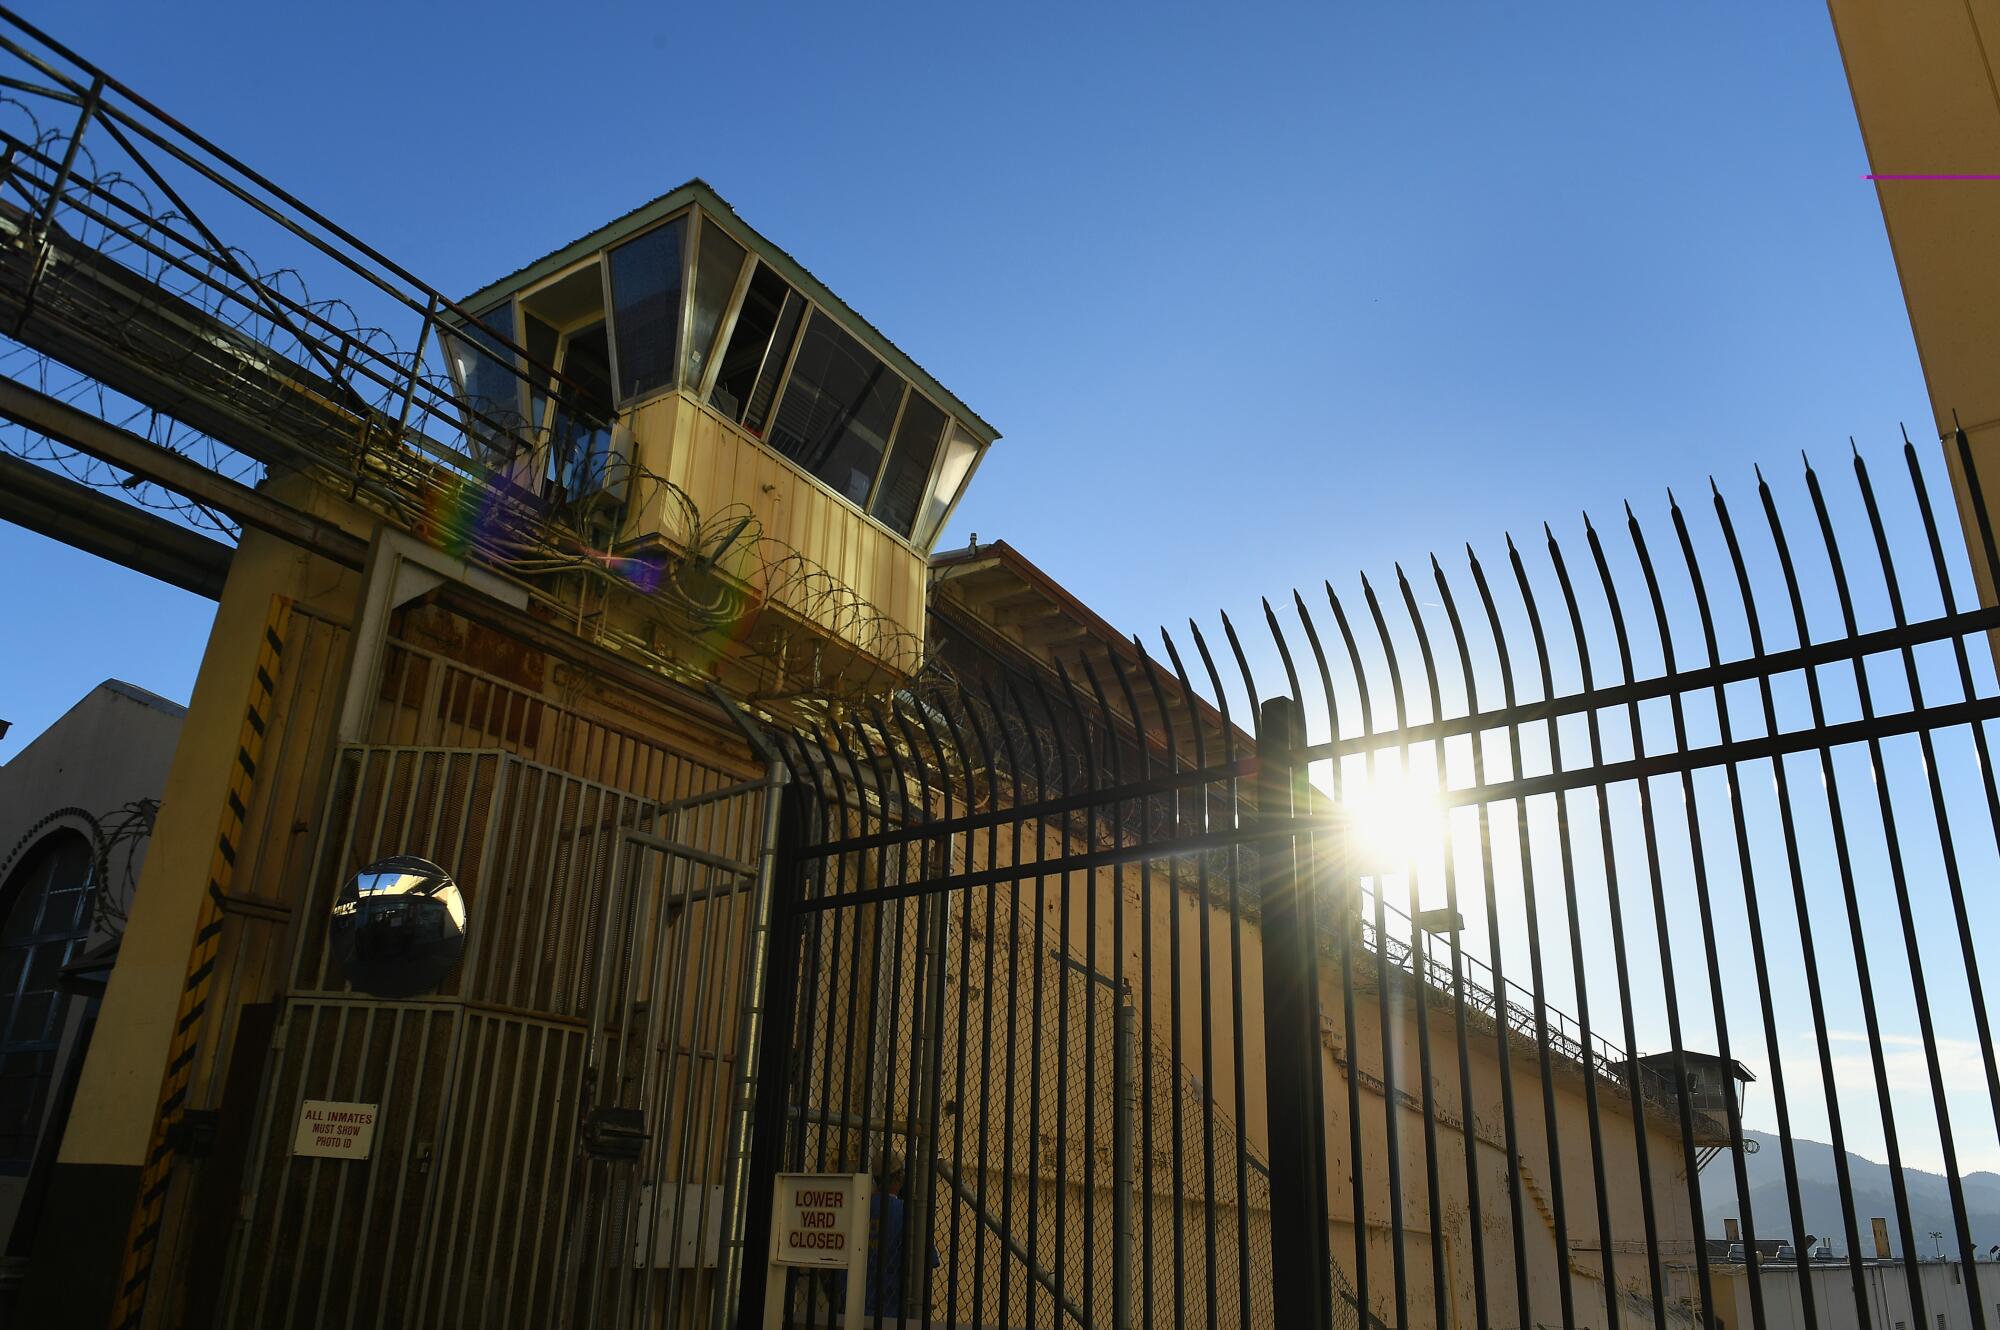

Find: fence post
1257;696;1335;1330
726;779;807;1330
1113;990;1137;1330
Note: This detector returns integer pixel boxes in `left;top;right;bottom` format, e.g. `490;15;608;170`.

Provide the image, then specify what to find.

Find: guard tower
444;180;997;700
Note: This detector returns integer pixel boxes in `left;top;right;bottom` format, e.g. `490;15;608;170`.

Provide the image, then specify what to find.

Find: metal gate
221;731;766;1330
748;435;2000;1330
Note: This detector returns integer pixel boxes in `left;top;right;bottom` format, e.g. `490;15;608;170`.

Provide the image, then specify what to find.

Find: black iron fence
753;435;2000;1330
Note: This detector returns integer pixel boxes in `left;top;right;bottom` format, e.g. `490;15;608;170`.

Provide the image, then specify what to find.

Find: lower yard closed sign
292;1099;378;1159
763;1173;871;1330
768;1173;870;1268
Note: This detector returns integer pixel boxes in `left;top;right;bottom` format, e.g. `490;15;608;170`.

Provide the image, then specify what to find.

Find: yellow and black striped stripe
110;596;291;1330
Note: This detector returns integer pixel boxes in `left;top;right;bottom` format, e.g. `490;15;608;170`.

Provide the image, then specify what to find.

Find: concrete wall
0;679;184;1252
1712;1257;1993;1330
920;831;1708;1330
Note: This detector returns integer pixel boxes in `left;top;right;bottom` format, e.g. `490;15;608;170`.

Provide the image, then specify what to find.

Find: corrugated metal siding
627;393;926;663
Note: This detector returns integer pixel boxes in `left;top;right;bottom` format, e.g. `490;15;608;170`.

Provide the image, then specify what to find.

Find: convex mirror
329;855;467;998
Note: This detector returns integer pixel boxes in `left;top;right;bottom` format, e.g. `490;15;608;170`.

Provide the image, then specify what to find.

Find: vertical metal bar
1484;540;1581;1330
976;682;1027;1330
1352;577;1421;1330
1705;485;1827;1330
1854;447;1995;1330
867;703;918;1328
1638;497;1777;1330
1105;647;1162;1330
1028;677;1077;1328
1544;536;1672;1328
369;1010;441;1327
1293;593;1377;1327
1257;694;1334;1330
1114;993;1137;1330
498;1023;556;1324
906;699;958;1326
1916;434;2000;1198
1364;574;1458;1330
1014;682;1054;1330
1438;553;1533;1329
712;692;791;1328
1600;508;1719;1330
279;1003;349;1329
1192;619;1256;1330
1752;467;1894;1326
1405;563;1496;1330
1507;533;1631;1330
308;1003;377;1328
1158;631;1223;1326
1803;455;1949;1324
942;694;991;1327
339;1009;406;1329
1088;652;1152;1328
657;815;734;1328
1051;663;1102;1330
830;718;882;1326
732;775;809;1330
1669;491;1812;1330
801;726;848;1212
1135;643;1191;1330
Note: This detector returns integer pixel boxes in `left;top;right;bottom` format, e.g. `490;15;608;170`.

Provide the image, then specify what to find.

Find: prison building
0;132;1747;1330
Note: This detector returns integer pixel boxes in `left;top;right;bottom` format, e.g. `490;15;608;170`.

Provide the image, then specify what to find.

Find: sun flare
1336;766;1445;871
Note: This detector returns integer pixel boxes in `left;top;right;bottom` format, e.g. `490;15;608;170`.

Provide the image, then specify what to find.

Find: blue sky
1;1;1928;758
4;1;1990;1195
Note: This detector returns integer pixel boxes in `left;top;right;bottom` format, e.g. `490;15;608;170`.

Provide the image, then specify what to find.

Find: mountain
1701;1130;2000;1258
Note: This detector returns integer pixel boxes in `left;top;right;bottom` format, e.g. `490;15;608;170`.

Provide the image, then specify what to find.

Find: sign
769;1173;869;1268
763;1172;871;1330
291;1099;378;1159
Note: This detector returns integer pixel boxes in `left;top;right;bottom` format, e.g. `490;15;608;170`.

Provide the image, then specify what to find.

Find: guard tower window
769;309;906;504
709;261;805;434
446;302;523;456
0;829;94;1174
685;219;748;393
520;263;614;498
869;390;946;537
523;310;558;434
910;420;980;549
548;321;615;497
608;216;687;403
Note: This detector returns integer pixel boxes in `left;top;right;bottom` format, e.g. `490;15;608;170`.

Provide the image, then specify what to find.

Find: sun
1335;763;1444;873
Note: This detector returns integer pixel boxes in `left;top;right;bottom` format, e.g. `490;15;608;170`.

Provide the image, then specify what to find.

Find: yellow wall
1828;1;2000;600
59;489;362;1171
625;392;929;667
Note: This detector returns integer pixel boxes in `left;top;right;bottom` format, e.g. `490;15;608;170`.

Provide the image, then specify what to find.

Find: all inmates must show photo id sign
763;1172;872;1330
291;1099;378;1159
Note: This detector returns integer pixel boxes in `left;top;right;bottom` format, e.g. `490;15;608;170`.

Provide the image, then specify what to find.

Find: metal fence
753;435;2000;1330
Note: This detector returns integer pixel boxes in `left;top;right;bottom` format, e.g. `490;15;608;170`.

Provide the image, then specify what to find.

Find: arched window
0;829;94;1174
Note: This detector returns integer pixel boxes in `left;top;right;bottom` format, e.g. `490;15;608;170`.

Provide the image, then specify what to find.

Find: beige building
1827;0;2000;590
1709;1256;1992;1330
0;682;182;1272
0;119;1737;1330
